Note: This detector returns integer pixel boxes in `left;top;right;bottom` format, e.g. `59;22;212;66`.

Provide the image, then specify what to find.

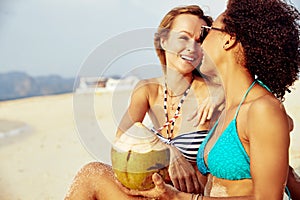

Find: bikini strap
234;79;272;119
234;80;257;119
256;79;271;92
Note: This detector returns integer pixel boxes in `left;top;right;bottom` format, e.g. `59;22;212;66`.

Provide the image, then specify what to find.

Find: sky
0;0;299;78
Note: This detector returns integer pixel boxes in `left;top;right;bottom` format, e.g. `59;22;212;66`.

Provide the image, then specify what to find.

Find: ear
222;34;237;50
160;37;167;50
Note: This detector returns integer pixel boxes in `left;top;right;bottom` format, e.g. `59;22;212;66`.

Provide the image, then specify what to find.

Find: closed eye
179;35;189;40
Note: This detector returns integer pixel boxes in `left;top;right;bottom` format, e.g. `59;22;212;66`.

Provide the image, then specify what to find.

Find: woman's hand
118;173;180;200
168;146;202;193
188;96;218;126
188;84;225;126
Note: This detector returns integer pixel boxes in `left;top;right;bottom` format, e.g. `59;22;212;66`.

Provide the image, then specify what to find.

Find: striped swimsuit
154;130;208;162
154;77;208;162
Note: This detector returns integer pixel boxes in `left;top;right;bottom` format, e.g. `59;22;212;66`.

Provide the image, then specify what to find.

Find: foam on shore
0;119;31;139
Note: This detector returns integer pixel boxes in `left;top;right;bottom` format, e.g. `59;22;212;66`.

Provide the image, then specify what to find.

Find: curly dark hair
154;5;213;77
223;0;300;100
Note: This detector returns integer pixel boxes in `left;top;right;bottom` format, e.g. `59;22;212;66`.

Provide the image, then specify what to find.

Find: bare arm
116;79;206;193
123;173;254;200
247;98;289;199
116;80;150;138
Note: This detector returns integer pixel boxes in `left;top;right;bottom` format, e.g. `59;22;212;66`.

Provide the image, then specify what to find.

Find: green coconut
111;122;170;190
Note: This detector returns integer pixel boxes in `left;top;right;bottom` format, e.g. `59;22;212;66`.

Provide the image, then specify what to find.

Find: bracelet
190;194;195;200
200;194;203;200
193;194;203;200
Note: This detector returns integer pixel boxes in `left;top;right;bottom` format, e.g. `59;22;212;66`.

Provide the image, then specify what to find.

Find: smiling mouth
180;55;195;62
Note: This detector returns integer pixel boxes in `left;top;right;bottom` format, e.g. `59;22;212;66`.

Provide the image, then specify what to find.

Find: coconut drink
111;122;170;190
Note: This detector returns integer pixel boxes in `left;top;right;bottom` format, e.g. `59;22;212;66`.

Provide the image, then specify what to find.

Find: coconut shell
111;122;170;190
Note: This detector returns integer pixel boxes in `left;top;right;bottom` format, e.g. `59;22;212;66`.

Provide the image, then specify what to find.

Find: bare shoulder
132;77;161;94
131;77;163;101
247;94;289;137
134;77;161;90
248;94;285;116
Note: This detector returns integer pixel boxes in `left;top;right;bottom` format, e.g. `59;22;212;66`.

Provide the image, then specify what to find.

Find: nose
186;39;198;53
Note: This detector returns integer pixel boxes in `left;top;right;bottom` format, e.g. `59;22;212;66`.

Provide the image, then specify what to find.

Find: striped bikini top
152;76;207;162
154;130;208;162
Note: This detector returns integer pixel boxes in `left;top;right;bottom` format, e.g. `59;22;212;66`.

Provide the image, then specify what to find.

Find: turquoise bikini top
196;80;270;180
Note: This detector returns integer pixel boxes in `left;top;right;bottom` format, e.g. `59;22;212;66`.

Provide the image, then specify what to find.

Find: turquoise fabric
196;80;291;198
197;81;257;180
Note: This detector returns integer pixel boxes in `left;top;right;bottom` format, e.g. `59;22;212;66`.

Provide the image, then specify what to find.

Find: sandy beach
0;94;94;200
0;81;299;200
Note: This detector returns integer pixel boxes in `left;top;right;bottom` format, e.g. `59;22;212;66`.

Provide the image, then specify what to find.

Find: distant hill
0;72;75;101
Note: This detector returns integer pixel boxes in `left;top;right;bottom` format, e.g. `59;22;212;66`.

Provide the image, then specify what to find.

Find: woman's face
200;13;226;77
162;14;207;75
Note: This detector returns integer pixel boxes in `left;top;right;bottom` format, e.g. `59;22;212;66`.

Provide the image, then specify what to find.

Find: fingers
189;106;203;127
199;108;208;125
187;109;198;121
124;173;167;198
174;172;200;193
152;173;164;188
192;114;201;127
169;159;200;193
185;175;194;193
188;98;216;127
169;164;181;191
197;104;212;126
191;173;201;193
207;106;214;120
178;177;187;192
178;169;201;193
170;169;187;192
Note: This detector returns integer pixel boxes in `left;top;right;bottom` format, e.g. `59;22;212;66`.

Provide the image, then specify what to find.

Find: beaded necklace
163;77;194;139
